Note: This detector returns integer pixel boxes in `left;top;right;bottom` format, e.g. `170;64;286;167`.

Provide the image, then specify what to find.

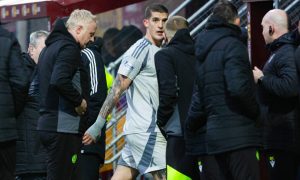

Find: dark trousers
77;154;103;180
166;136;200;180
214;148;260;180
39;131;82;180
0;140;16;180
16;173;47;180
77;124;106;180
263;149;300;180
199;155;225;180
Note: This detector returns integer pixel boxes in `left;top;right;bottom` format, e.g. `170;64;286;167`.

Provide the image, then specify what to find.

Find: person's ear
143;19;149;28
76;25;83;34
234;17;240;26
269;26;274;35
28;44;33;54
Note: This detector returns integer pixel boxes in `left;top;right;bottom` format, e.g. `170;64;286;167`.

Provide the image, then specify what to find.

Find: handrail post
112;108;117;171
187;0;216;23
169;0;192;17
274;0;279;8
285;0;300;12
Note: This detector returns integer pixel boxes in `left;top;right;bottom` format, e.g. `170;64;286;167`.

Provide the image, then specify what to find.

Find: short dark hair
212;0;238;23
114;25;143;57
144;4;168;19
103;28;120;42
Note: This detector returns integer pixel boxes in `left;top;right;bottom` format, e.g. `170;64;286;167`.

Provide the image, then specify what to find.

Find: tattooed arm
152;169;166;180
100;74;131;118
82;74;132;144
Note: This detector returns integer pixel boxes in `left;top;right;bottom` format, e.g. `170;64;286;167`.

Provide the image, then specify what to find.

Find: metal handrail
106;104;127;129
107;55;122;75
285;0;300;12
169;0;192;17
187;0;216;23
274;0;279;8
190;16;208;36
190;3;247;36
105;150;122;164
238;4;247;15
105;132;124;151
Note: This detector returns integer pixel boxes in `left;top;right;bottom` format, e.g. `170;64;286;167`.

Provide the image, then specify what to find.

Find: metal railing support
169;0;192;17
112;108;117;170
285;0;300;12
105;133;124;151
190;4;247;36
105;151;122;164
274;0;279;8
187;0;216;23
190;16;208;36
107;56;122;75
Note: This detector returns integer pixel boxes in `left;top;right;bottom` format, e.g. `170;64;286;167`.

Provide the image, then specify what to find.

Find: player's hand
82;132;95;145
82;115;106;144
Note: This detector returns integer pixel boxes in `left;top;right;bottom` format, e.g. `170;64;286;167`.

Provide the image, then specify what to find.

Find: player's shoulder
125;38;151;58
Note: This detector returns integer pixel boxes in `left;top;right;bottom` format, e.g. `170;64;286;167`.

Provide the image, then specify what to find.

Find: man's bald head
261;9;289;44
263;9;288;31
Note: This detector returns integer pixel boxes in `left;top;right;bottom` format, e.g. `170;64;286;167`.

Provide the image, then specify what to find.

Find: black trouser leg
39;132;82;180
166;136;200;179
0;140;16;180
264;149;298;180
215;148;260;180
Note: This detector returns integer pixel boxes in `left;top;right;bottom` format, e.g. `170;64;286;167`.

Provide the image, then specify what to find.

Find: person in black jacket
0;25;28;180
293;16;300;180
186;0;261;179
16;30;49;180
37;9;96;180
253;9;300;180
296;16;300;73
295;16;300;61
78;37;107;180
154;16;199;180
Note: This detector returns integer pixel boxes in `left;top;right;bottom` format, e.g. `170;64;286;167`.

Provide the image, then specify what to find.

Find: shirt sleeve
117;54;144;80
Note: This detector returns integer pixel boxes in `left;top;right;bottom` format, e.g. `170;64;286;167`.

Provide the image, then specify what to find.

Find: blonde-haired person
66;9;96;48
37;9;96;180
154;16;200;180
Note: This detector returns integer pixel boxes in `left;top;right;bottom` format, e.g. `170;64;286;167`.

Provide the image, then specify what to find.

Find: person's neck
145;34;162;47
274;30;288;40
68;29;78;43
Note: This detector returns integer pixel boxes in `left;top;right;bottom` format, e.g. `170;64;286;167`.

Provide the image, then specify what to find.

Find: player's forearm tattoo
99;76;124;118
152;169;166;180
